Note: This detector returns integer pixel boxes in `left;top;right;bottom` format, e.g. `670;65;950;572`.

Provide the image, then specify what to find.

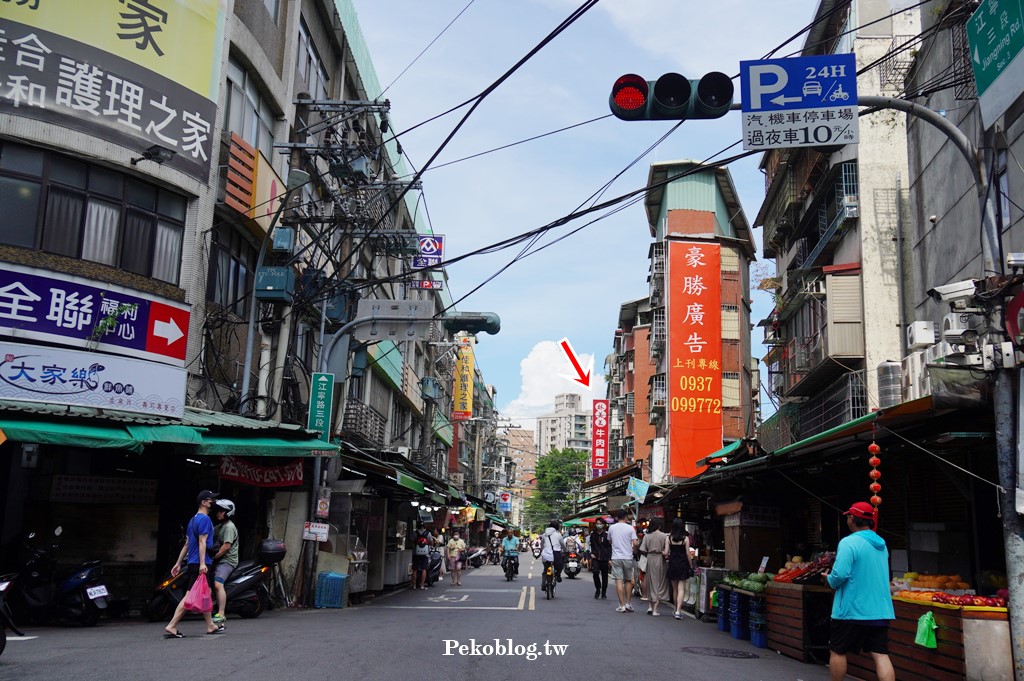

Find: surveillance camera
928;215;938;224
927;279;979;304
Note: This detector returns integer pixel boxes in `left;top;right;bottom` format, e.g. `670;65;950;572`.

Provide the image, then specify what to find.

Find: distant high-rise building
535;393;592;456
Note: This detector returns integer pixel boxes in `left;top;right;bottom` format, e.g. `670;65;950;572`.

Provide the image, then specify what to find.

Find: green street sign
307;372;335;442
967;0;1024;127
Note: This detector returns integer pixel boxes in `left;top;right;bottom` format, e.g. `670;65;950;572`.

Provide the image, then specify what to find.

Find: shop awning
195;434;338;457
0;419;146;452
487;514;506;527
396;471;425;494
582;461;642;490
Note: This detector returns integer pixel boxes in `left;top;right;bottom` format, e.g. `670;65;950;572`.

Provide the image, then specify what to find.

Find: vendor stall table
844;597;1010;681
765;581;833;662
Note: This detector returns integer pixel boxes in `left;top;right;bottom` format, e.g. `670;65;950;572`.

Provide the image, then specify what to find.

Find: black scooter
144;539;285;622
10;528;110;626
425;548;443;586
563;551;582;579
502;554;519;581
0;574;25;658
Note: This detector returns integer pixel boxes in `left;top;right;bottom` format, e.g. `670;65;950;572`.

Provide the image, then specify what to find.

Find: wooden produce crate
765;581;833;662
846;599;1010;681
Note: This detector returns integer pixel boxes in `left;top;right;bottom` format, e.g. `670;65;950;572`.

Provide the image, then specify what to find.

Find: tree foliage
524;448;588;530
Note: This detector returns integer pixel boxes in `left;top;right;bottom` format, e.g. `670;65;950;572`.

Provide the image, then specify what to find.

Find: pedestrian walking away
823;502;896;681
667;518;695;619
639;517;669;616
446;531;466;586
412;523;431;590
607;508;638;613
164;490;223;638
211;498;239;626
588;518;612;600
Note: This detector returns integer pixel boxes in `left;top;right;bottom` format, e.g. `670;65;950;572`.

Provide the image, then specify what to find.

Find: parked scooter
0;574;25;658
424;547;443;586
562;550;582;579
143;539;285;622
10;527;110;627
464;546;488;569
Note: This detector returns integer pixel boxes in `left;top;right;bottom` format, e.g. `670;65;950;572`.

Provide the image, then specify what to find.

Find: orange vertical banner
667;241;722;478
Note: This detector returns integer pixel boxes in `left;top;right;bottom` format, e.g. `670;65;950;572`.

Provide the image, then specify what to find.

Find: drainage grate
679;647;760;659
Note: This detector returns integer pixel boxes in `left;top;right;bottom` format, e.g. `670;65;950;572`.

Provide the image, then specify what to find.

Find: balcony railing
342;398;387;449
801;162;859;269
651;241;666;275
650;308;666;356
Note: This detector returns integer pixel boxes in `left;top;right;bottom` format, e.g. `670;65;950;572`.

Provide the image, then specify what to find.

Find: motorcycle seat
81;560;101;568
231;560;257;577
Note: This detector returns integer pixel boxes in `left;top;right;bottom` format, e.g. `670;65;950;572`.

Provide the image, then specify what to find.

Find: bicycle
542;561;556;599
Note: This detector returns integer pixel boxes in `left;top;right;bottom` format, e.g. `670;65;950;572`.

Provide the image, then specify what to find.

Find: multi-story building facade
535;393;592;456
506;427;537;495
756;0;920;451
0;0;469;605
606;298;656;475
645;161;757;481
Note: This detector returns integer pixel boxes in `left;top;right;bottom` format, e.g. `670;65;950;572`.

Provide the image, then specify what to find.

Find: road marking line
517;586;527;610
529;587;536;610
7;636;38;641
378;606;521;610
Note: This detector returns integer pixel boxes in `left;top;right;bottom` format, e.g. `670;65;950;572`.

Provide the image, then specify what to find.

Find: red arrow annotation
559;337;591;388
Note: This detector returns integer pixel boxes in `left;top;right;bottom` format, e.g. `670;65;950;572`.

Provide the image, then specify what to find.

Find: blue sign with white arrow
739;53;859;150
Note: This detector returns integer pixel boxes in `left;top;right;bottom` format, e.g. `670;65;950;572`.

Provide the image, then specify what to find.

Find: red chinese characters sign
219;456;304;487
667;241;722;478
591;399;610;474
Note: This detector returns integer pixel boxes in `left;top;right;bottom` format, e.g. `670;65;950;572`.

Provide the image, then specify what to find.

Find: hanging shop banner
0;263;191;366
219;456;304;488
451;338;474;421
667;241;723;478
0;1;225;181
591;399;610;471
0;339;186;417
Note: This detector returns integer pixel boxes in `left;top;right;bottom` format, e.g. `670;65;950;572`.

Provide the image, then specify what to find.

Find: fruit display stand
765;581;834;662
841;596;1011;681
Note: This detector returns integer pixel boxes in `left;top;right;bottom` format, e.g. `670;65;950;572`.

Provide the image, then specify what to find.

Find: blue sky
351;0;820;427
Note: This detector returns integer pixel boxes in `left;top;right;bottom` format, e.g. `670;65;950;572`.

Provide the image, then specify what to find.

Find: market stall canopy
195;434;338;457
581;461;642;490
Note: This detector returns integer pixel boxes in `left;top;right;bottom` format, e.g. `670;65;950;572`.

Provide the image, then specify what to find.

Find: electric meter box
254;267;295;304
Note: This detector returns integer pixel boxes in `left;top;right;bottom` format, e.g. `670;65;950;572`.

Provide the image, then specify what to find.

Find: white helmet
214;498;235;518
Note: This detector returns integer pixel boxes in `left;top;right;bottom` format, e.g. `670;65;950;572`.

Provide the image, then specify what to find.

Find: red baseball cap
844;501;876;520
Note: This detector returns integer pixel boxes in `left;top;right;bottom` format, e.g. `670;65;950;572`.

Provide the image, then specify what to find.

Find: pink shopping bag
183;575;213;613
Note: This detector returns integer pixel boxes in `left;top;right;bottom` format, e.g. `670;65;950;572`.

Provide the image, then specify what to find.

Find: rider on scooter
500;528;519;576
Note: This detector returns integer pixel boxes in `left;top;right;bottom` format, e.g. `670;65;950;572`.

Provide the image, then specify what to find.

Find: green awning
196;435;339;457
396;471;425;494
487;514;506;527
0;420;144;452
125;425;205;444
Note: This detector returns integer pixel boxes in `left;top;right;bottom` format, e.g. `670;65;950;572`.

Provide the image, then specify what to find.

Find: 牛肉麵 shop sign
0;340;185;417
219;456;304;487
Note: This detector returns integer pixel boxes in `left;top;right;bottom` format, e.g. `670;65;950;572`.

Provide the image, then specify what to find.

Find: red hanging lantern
867;439;882;508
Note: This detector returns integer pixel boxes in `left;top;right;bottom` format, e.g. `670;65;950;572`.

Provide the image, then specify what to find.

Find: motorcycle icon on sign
829;85;850;102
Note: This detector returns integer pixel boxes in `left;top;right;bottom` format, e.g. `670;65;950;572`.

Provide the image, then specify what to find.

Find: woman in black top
667;518;695;619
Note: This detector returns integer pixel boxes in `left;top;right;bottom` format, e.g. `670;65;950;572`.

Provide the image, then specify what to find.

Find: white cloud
501;340;608;428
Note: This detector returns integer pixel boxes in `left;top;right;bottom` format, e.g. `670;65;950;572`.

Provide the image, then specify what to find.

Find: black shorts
185;563;215;591
829;620;889;655
412;554;429;570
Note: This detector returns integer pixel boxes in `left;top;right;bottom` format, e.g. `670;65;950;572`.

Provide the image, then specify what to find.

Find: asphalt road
0;557;830;681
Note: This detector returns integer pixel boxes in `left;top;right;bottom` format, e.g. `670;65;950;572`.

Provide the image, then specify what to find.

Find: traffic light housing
609;72;734;121
441;311;501;335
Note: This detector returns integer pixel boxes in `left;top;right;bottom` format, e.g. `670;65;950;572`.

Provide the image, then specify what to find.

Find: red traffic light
610;74;649;120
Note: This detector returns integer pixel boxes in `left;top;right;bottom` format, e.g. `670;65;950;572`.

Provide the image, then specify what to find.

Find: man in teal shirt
500;528;519;577
823;502;895;681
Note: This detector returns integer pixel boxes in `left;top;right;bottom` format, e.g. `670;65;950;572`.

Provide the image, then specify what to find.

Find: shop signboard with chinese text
306;372;334;441
412;234;445;269
0;264;190;366
626;476;649;504
303;521;329;542
740;54;858;150
499;491;512;512
0;1;225;181
219;457;304;488
591;398;609;475
667;241;722;477
0;339;186;416
451;338;474;421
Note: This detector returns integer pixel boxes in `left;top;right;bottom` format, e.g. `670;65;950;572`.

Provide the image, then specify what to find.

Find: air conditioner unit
396;446;410;458
906;321;937;350
842;195;860;218
901;351;923;402
804;278;826;296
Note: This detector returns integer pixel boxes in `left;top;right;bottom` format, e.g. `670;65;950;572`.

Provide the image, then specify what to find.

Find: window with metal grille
723;372;741;380
950;18;978;100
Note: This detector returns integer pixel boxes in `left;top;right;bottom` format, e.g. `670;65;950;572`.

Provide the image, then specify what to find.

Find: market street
0;559;829;681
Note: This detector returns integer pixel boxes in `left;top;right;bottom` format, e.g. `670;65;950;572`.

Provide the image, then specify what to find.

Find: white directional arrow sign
770;94;803;106
153;318;184;345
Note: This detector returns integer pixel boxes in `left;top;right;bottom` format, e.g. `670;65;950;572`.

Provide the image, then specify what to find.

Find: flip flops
163;631;186;639
208;625;226;635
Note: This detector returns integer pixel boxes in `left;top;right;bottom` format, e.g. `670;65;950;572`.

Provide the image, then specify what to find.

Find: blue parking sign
740;54;859;150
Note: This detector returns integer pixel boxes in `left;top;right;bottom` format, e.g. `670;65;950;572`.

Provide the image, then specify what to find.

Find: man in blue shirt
823;502;895;681
500;528;519;577
164;490;222;638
